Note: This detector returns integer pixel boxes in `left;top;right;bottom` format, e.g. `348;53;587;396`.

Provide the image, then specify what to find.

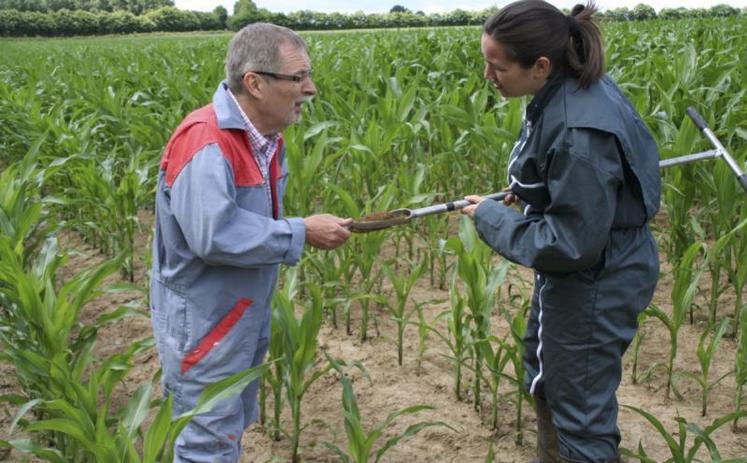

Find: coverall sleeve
170;144;306;267
473;129;621;273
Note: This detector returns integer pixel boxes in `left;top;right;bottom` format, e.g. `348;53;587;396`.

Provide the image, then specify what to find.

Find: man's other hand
304;214;352;249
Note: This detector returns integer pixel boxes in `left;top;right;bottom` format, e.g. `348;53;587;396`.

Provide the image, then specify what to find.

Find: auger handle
686;106;709;131
687;106;747;195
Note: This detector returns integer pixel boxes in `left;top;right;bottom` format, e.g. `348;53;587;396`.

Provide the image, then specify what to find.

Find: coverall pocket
151;282;190;355
540;274;596;345
180;297;255;377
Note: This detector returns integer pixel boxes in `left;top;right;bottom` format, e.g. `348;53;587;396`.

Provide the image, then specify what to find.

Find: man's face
258;43;317;133
481;33;543;98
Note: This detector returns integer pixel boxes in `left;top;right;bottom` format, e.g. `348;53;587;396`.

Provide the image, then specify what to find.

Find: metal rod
659;150;720;169
409;191;507;218
687;106;747;194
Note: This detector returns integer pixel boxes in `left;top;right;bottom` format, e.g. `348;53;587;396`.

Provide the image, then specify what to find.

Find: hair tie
567;15;581;38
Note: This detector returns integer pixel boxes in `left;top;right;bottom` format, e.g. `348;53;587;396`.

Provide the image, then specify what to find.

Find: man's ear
242;72;264;99
533;56;552;81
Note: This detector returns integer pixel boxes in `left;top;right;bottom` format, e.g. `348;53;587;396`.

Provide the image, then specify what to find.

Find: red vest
160;104;284;219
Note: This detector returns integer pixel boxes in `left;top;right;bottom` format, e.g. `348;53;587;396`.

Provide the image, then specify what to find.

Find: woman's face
481;33;548;98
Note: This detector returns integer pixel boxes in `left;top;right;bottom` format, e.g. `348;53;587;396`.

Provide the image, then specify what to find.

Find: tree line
0;0;173;15
0;0;744;37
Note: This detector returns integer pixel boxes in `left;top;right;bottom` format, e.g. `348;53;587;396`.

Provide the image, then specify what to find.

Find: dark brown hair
483;0;604;88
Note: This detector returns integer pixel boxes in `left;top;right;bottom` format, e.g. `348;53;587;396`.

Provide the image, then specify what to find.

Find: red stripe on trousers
180;298;252;374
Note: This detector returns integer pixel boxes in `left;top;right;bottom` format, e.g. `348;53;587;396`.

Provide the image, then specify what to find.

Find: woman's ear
533;56;552;81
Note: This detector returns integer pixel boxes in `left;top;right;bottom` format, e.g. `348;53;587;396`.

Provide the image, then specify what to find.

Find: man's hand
304;214;352;250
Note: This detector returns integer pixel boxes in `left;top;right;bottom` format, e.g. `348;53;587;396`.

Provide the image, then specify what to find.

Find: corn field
1;16;747;462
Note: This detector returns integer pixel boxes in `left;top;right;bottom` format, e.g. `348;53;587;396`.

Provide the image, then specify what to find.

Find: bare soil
2;215;746;463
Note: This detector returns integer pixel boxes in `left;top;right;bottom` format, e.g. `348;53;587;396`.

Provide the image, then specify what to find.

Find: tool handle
446;191;508;211
409;191;508;218
739;174;747;194
687;106;709;131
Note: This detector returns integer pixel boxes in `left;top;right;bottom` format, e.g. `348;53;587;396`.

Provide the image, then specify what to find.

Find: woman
462;1;660;462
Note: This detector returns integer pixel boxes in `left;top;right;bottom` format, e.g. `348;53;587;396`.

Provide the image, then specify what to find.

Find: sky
174;0;747;14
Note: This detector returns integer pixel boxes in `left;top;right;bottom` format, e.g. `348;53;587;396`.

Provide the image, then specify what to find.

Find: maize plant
646;241;705;399
621;406;746;463
1;362;271;463
0;141;54;268
322;375;454;463
679;318;732;417
273;269;335;462
428;271;471;401
446;216;504;412
498;296;530;445
382;258;427;366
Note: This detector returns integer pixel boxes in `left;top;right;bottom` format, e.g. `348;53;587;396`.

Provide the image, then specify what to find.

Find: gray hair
225;23;307;94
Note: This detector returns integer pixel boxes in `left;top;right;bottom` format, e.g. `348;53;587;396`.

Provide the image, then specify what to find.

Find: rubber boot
533;397;561;463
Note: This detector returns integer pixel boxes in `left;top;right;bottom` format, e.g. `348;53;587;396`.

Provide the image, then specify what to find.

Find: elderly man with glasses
150;23;351;462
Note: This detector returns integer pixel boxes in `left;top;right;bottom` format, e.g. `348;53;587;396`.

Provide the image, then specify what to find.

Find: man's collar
213;81;250;130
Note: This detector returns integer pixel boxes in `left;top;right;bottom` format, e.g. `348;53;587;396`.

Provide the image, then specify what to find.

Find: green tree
228;0;258;29
213;4;227;28
631;3;656;20
708;4;739;17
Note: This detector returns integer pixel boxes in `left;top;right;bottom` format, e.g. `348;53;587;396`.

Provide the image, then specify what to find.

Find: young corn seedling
621;406;746;463
499;297;530;445
646;241;705;399
473;262;510;429
428;272;471;400
2;361;272;463
58;149;156;282
413;299;440;377
723;215;747;339
631;310;650;386
704;217;747;429
737;306;747;431
262;317;285;441
305;249;347;328
698;160;740;326
678;317;732;416
274;269;337;462
322;375;455;463
476;334;510;430
659;117;700;267
0;141;54;268
331;183;394;341
382;258;426;366
417;216;451;289
446;216;505;412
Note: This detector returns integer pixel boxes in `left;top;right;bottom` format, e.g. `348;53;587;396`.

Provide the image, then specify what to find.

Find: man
150;23;351;462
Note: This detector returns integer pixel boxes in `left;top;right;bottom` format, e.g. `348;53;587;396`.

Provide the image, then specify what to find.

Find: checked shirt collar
226;88;279;205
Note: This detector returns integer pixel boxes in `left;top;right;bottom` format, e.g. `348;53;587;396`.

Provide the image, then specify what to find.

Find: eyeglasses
248;70;313;83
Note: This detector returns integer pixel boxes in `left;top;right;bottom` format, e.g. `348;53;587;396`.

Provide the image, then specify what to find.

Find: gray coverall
473;73;661;462
151;82;306;462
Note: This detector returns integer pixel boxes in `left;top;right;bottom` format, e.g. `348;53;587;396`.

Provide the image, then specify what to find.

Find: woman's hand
461;195;485;218
502;187;519;206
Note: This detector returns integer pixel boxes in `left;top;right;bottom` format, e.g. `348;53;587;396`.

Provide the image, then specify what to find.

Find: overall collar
526;72;565;124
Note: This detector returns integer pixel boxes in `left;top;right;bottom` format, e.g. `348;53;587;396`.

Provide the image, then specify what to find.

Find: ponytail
566;3;604;88
483;0;605;88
